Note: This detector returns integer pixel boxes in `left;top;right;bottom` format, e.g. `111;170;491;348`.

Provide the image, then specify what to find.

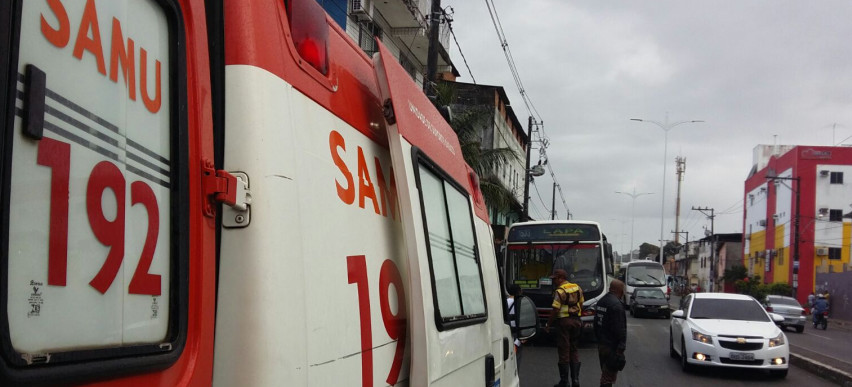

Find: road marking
804;331;832;340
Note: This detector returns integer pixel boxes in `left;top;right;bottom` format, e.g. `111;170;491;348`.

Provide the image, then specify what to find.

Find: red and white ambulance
0;0;537;385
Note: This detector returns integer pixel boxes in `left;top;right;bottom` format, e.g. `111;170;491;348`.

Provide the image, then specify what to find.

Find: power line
444;8;476;84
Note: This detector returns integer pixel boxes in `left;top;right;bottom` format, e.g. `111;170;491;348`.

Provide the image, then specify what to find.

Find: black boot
553;363;570;387
570;361;581;387
600;384;612;387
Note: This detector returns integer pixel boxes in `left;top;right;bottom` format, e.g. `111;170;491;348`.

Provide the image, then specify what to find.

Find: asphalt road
517;313;837;387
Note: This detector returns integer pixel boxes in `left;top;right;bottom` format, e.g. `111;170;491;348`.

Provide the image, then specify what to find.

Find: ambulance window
0;0;187;383
417;161;487;330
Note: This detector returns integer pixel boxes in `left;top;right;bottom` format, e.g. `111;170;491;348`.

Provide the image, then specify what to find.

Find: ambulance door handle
23;64;46;140
484;353;495;387
503;337;510;361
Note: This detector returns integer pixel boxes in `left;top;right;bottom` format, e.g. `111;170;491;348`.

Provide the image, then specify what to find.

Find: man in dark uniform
594;279;627;387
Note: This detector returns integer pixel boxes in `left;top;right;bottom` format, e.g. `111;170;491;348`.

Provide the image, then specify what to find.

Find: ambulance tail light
286;0;329;75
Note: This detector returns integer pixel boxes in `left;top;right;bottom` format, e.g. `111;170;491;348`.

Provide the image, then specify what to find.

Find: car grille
720;358;764;366
719;341;763;351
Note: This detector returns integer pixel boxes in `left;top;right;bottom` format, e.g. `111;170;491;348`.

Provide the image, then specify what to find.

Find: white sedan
669;293;789;378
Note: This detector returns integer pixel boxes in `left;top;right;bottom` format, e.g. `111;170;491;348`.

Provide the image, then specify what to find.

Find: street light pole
615;188;654;261
631;115;703;263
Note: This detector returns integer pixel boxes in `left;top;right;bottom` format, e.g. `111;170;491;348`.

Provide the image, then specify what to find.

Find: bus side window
417;161;487;330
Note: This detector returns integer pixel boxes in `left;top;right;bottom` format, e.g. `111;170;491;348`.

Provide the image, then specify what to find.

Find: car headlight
769;333;785;348
660;305;669;309
691;329;712;344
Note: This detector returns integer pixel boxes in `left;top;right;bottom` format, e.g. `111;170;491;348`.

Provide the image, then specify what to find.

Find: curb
790;353;852;387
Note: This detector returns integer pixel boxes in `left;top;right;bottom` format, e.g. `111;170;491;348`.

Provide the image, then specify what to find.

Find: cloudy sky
441;0;852;256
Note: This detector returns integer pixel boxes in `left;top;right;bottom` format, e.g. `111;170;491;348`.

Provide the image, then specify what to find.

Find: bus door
374;41;502;386
0;0;216;385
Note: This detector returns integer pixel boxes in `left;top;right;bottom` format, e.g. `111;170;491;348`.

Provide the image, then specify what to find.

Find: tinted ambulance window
1;0;187;382
418;162;486;329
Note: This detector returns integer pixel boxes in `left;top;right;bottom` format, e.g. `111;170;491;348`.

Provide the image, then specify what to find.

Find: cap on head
550;269;568;280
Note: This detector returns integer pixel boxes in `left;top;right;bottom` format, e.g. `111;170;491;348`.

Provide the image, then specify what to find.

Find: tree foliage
723;265;748;283
432;82;520;211
638;243;660;260
733;274;794;301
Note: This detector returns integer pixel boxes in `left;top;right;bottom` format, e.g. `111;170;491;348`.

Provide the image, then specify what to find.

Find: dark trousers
597;344;619;384
556;316;582;364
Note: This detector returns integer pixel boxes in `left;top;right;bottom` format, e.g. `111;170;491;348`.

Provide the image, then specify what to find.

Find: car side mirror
769;312;784;324
513;296;539;340
671;310;685;319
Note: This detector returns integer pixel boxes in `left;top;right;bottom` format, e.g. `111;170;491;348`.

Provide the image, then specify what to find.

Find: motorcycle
813;310;829;330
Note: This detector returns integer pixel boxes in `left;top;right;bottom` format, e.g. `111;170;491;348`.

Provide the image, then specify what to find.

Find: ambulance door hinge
202;161;251;220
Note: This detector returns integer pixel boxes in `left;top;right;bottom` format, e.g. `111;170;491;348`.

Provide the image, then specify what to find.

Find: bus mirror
513;296;539;340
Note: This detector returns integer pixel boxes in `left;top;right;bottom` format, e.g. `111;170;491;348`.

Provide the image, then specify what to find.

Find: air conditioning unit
816;247;829;256
772;214;779;220
351;0;372;20
819;207;829;215
820;170;830;177
758;219;767;227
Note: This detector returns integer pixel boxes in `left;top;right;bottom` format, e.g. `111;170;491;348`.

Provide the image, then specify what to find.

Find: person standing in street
594;279;627;387
544;269;584;387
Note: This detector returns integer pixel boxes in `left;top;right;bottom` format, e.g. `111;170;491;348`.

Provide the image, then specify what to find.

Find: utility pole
674;157;686;243
551;182;557;220
522;117;534;221
423;0;441;96
693;206;715;291
671;230;689;277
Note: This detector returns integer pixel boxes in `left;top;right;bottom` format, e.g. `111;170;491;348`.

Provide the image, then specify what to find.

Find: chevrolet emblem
736;338;746;344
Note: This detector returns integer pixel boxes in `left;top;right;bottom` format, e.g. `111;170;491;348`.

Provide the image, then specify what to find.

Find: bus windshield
505;243;604;297
625;264;666;287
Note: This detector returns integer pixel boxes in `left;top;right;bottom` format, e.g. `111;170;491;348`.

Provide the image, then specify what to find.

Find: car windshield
768;296;801;307
625;264;665;286
636;289;665;299
689;298;770;322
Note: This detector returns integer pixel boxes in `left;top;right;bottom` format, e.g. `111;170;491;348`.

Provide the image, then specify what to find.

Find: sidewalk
669;294;852;386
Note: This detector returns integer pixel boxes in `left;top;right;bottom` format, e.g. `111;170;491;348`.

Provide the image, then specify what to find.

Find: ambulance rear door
0;0;216;385
373;41;498;387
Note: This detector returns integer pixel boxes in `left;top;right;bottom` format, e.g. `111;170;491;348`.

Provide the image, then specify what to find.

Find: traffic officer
594;279;627;387
544;269;584;387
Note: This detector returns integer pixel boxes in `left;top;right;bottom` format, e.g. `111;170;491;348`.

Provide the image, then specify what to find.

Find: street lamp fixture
615;188;654;261
631;115;703;263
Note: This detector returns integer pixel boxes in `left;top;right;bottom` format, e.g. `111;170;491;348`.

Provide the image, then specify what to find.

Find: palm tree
433;81;521;213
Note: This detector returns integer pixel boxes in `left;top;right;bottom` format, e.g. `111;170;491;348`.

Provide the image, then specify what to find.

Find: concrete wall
815;271;852;322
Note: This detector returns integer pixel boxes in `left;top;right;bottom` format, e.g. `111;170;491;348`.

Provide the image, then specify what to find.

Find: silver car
763;295;806;333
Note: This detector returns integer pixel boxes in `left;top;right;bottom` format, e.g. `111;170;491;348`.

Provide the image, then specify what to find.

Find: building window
356;20;382;56
830;171;844;184
829;209;843;222
828;247;842;260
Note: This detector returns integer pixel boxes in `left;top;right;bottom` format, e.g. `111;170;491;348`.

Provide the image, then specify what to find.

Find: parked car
630;288;671;318
670;293;789;378
762;295;806;333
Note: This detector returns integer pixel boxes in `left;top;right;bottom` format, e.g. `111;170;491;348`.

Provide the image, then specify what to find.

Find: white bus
502;221;615;330
617;260;669;304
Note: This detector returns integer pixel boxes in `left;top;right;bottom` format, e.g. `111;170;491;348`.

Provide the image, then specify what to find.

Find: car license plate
648;307;657;312
729;352;754;361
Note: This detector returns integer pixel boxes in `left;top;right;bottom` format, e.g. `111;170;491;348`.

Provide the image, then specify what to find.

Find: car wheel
669;330;678;359
795;326;804;333
680;337;692;372
770;369;788;379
